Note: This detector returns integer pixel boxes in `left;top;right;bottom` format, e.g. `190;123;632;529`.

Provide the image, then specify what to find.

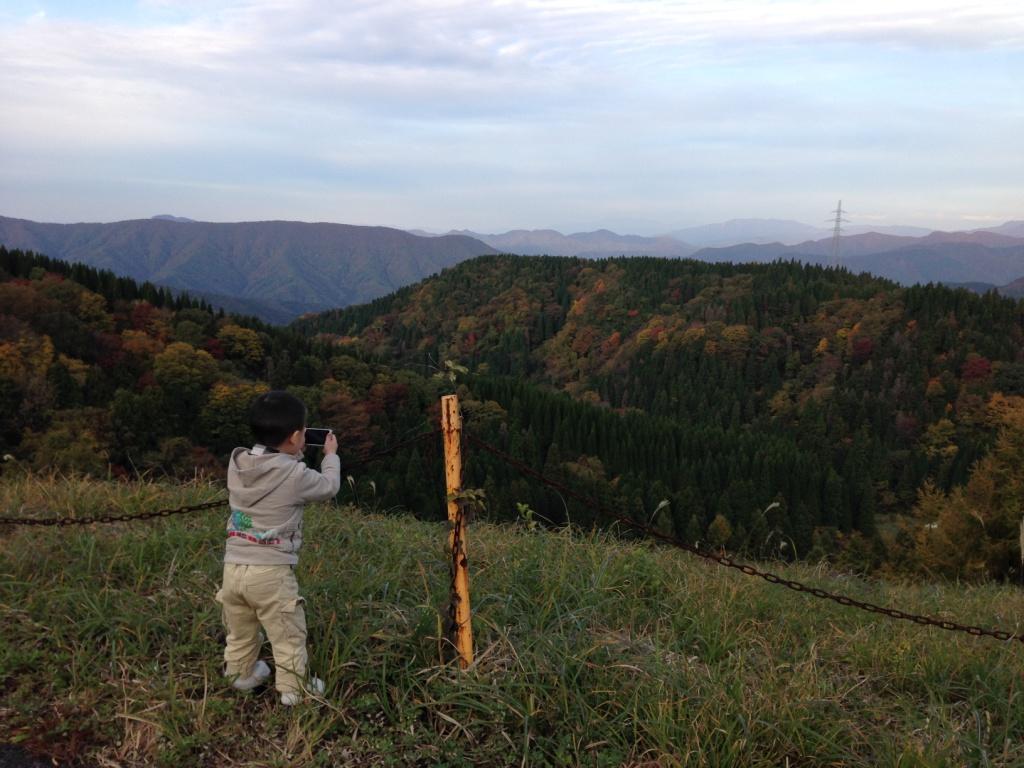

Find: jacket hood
227;447;301;507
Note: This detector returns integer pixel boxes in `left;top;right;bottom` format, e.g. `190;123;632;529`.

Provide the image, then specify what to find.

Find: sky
0;0;1022;235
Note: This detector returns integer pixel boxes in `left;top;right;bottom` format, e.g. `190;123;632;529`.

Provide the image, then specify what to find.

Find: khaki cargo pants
215;563;308;696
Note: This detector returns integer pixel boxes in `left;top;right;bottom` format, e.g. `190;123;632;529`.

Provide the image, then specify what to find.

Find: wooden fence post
442;394;474;668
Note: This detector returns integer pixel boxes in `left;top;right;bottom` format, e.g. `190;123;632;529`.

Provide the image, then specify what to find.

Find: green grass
2;475;1024;767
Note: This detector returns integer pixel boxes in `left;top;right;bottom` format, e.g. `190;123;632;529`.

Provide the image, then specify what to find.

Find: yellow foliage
680;326;706;346
719;324;752;360
76;290;112;329
207;380;267;406
814;338;829;355
121;329;165;358
908;395;1024;580
922;418;958;460
22;408;111;475
721;324;751;346
985;393;1024;430
707;514;733;548
768;386;795;418
217;324;264;366
153;342;218;391
911;483;989;580
0;332;55;386
58;354;90;386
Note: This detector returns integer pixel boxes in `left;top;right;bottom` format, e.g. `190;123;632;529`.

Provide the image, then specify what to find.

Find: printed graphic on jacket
227;509;282;545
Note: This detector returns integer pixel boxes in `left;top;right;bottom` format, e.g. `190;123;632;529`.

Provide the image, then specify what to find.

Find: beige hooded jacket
224;446;341;565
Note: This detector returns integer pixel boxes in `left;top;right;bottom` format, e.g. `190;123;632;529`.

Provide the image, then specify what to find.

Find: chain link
2;427;440;528
465;432;1023;645
0;497;228;527
8;425;1019;645
339;428;442;472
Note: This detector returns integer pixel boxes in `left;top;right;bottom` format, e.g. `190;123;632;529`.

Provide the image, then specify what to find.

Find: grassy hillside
2;475;1023;766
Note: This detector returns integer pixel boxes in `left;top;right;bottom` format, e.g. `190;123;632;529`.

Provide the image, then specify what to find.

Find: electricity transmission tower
828;200;848;267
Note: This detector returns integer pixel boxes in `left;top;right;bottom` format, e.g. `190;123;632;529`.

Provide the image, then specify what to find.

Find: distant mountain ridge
429;218;1022;258
999;276;1024;298
436;228;697;258
441;222;1024;290
973;220;1024;238
687;231;1024;288
670;218;825;246
3;214;1021;324
669;219;936;246
0;215;496;323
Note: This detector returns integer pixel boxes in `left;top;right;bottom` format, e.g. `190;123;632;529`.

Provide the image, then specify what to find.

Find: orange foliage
600;331;621;356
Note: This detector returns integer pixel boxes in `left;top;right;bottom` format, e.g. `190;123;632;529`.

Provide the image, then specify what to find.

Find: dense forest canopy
297;254;1024;579
4;247;1024;580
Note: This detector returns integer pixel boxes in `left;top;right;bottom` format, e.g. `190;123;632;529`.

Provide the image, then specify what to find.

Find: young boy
215;390;340;705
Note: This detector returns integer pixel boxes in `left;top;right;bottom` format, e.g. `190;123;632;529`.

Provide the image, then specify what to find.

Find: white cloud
0;0;1021;228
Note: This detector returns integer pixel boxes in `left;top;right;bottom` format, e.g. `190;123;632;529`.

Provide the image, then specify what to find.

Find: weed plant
2;474;1023;766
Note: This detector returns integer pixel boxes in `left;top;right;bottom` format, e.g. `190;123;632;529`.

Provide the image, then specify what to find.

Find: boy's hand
324;432;338;455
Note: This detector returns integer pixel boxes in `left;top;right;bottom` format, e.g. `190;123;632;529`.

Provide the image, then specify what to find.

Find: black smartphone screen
304;428;332;446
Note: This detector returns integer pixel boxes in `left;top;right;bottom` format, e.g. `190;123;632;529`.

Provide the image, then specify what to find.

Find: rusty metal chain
0;498;228;527
465;432;1023;645
339;427;442;472
2;427;441;528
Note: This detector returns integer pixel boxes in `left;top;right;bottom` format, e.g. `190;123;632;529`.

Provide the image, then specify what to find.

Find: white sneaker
280;675;325;706
231;660;271;691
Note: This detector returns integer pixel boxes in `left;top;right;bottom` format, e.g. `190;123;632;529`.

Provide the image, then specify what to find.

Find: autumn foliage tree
903;394;1024;580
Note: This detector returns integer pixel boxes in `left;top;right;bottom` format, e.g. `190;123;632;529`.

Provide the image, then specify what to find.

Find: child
215;390;340;705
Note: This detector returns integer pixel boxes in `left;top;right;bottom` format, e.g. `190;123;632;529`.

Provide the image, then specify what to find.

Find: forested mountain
431;225;1024;269
0;245;452;512
298;254;1024;579
4;243;1024;579
0;215;496;323
4;214;1022;329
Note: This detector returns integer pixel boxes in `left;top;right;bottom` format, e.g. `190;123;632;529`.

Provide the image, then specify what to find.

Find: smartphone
304;427;333;446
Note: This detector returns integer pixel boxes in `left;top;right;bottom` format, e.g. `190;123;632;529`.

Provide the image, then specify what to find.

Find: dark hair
249;391;306;447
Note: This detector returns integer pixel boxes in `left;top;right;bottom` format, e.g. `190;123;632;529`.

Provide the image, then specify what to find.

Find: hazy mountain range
434;220;1021;255
689;231;1024;284
424;223;1024;292
0;214;1021;323
415;220;949;253
435;228;696;258
0;215;496;323
668;218;934;246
